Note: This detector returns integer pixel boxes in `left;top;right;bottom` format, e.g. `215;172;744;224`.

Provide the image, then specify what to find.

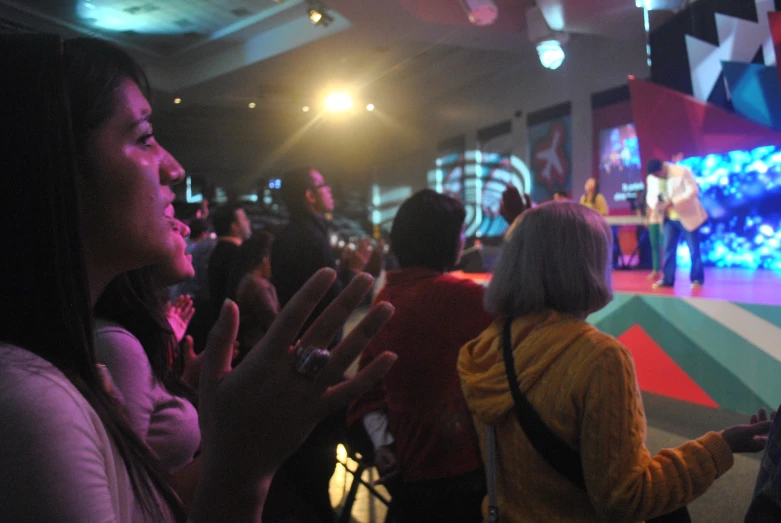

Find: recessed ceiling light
366;103;374;111
248;102;256;109
174;98;181;104
302;106;310;112
324;92;353;113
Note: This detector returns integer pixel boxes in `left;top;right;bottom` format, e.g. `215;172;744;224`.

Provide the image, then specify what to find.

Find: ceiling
0;0;677;186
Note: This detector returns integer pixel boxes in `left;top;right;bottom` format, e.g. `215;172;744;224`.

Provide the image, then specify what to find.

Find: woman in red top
348;189;494;523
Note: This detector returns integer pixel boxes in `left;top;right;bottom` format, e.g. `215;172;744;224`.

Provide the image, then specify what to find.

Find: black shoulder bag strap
501;317;691;523
501;317;586;489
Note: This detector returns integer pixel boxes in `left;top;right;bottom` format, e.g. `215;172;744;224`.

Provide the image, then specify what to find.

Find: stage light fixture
306;0;334;27
248;102;256;109
526;6;568;70
536;39;565;70
459;0;498;26
174;97;181;104
366;103;375;111
324;91;353;113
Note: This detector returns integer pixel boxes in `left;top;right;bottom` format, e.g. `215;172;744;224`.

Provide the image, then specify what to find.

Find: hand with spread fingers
166;294;195;343
721;408;773;453
190;268;396;523
499;184;533;225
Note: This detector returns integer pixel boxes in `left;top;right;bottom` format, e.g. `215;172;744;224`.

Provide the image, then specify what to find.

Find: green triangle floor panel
592;296;768;414
587;292;635;325
641;296;781;408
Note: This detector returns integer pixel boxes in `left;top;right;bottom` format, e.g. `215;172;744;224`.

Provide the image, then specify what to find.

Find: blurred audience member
553;190;569;201
459;201;769;522
94;218;201;502
349;189;494;523
746;408;781;520
169;217;212;301
267;166;369;523
207;202;252;312
580;177;609;216
231;232;280;363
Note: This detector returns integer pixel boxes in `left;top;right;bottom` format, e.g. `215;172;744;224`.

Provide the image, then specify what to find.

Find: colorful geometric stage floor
454;268;781;415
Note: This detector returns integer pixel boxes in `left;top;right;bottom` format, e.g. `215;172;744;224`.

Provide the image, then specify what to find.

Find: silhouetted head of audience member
390;189;466;273
212;202;251;241
238;231;275;281
486;201;613;319
553;191;569;201
188;217;210;243
280;167;334;217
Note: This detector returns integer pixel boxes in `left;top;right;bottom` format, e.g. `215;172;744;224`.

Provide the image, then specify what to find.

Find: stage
453;267;781;415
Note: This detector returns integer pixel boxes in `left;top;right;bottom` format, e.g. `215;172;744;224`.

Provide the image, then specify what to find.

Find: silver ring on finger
293;344;331;378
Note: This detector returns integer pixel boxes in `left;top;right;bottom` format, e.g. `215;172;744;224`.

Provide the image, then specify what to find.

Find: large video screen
597;123;643;208
678;145;781;272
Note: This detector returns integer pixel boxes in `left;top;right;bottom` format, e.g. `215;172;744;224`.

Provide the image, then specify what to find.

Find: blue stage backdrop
677;145;781;272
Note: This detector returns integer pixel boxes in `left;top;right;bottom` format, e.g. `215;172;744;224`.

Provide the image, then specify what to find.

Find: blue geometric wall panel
721;61;781;131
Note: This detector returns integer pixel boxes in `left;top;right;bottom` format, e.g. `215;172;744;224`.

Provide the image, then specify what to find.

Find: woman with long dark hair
0;34;396;522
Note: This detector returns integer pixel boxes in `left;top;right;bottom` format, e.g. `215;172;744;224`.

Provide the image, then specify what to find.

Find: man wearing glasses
267;166;372;523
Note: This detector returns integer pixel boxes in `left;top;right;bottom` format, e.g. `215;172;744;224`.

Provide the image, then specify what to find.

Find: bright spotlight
536;40;565;70
302;105;310;112
174;98;181;104
309;9;322;23
248;102;256;109
324;92;353;113
307;1;334;27
366;103;375;112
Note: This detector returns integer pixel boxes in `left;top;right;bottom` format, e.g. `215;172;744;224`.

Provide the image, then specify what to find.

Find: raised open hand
500;184;533;224
166;294;195;343
191;269;396;522
750;408;776;424
721;419;773;453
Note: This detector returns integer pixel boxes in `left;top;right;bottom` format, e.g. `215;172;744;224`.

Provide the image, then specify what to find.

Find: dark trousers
662;219;704;285
393;469;485;523
262;411;345;523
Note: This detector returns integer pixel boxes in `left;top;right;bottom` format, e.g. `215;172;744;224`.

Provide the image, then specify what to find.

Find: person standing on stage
580;178;609;216
644;160;666;281
647;157;708;290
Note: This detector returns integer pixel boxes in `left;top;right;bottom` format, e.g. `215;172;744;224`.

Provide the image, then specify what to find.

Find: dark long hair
587;178;601;204
0;35;184;521
95;268;197;404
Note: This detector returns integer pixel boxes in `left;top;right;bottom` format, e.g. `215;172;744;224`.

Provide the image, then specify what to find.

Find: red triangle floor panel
617;324;719;408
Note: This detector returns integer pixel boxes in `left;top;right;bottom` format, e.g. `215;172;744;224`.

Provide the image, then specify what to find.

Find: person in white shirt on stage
647;157;708;290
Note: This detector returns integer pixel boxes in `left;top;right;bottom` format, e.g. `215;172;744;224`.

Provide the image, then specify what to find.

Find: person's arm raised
189;269;396;523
